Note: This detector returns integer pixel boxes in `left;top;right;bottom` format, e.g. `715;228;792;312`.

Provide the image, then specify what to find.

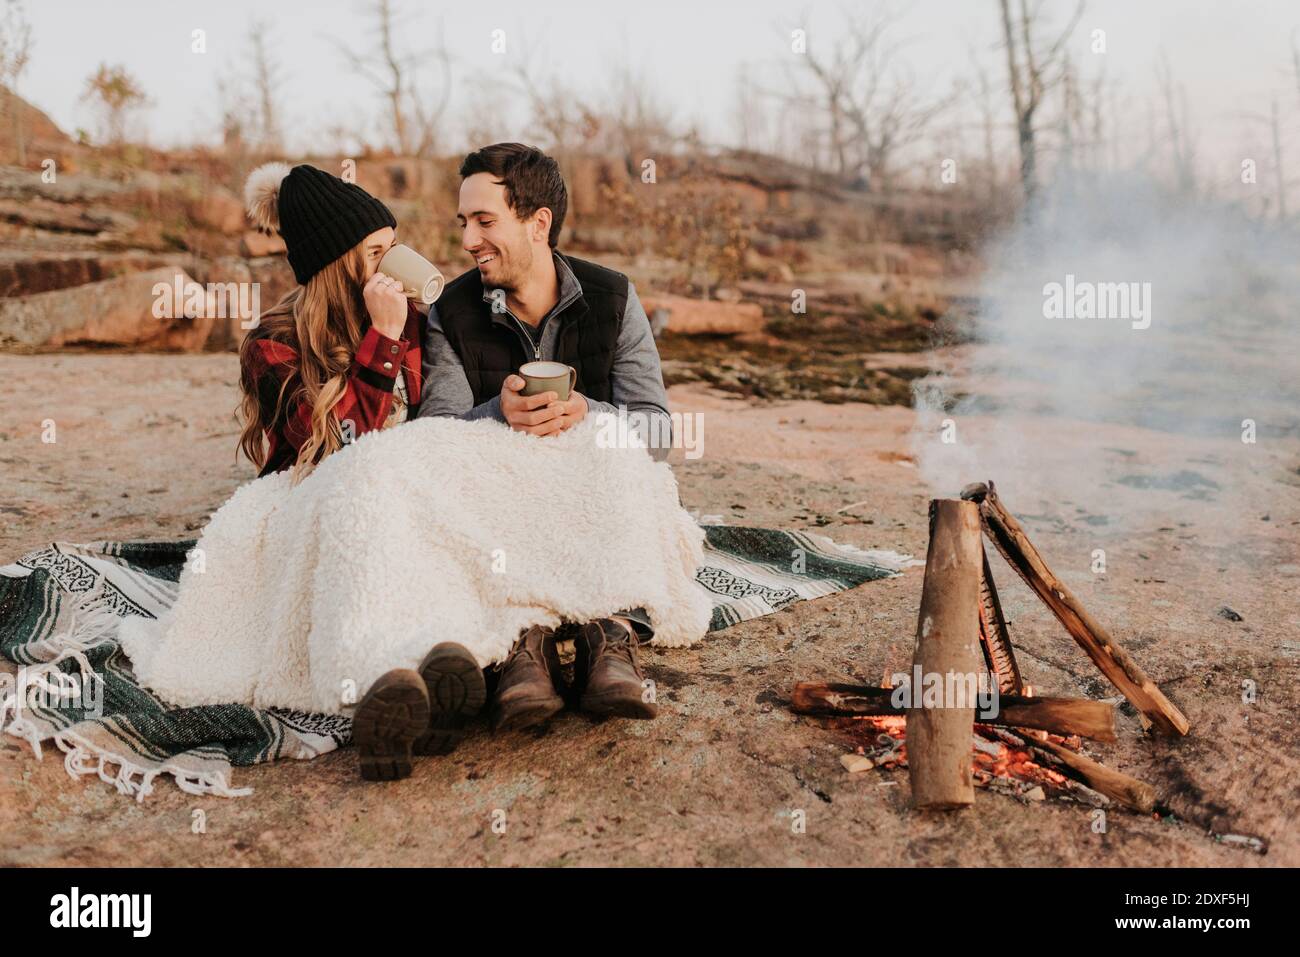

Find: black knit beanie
244;163;396;285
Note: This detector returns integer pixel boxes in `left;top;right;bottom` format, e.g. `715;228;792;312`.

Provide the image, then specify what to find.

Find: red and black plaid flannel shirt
243;301;424;476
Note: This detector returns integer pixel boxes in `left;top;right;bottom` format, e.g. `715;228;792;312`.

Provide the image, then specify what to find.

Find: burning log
978;546;1023;694
960;481;1190;737
907;499;984;810
990;727;1157;813
790;682;1117;742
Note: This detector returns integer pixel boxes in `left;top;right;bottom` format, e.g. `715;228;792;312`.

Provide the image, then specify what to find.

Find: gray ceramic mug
519;360;576;401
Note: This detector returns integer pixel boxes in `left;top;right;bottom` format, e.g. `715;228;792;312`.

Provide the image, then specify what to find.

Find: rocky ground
0;352;1295;866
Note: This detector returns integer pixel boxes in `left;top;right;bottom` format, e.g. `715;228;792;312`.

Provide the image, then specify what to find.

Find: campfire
829;714;1074;801
791;481;1189;813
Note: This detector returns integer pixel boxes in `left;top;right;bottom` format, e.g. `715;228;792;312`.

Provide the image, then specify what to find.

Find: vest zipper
503;309;542;360
520;316;542;360
489;278;580;361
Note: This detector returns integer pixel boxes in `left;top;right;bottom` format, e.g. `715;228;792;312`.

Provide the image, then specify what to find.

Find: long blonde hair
238;244;371;480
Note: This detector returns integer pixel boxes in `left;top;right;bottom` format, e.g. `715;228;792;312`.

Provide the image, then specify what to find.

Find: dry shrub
602;180;750;297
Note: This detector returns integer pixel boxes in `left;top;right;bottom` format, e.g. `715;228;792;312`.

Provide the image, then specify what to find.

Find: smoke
911;173;1300;528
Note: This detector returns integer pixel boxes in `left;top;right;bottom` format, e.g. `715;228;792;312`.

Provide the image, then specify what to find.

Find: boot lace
498;629;546;672
599;619;638;665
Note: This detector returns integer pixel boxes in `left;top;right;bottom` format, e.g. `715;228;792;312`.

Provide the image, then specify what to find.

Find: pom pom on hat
243;161;293;233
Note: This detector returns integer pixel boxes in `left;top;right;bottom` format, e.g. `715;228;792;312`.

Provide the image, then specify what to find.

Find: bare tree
216;75;248;155
1056;52;1078;175
793;7;884;179
410;23;453;156
971;53;1002;193
613;63;675;157
792;6;952;190
1106;79;1125;172
1239;94;1288;221
1270;96;1287;219
335;0;452;156
247;19;283;154
83;63;148;146
217;20;285;158
844;67;953;191
1083;65;1110;173
507;49;600;158
501;34;678;168
1155;50;1197;196
461;85;510;153
733;63;767;152
1053;52;1112;178
997;0;1084;200
0;0;32;164
1292;29;1300;101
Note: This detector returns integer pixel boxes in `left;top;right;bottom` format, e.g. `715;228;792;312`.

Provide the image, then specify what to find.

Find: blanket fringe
50;728;255;802
1;652;253;802
3;565;254;801
26;604;123;662
806;533;923;571
2;700;253;801
0;703;45;758
0;647;99;760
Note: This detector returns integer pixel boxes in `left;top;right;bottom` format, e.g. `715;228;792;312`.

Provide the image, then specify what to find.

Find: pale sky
16;0;1300;163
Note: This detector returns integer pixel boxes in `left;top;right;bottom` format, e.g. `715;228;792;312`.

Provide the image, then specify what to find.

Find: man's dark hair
460;143;567;248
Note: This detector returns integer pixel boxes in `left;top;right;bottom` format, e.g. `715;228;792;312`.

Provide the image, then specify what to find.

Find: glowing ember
827;715;1074;799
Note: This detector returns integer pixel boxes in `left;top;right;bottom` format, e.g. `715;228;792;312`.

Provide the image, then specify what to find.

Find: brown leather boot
491;626;565;731
414;642;487;755
574;619;657;719
352;669;430;781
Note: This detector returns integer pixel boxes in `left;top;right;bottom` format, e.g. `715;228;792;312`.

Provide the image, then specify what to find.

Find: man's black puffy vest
435;252;626;405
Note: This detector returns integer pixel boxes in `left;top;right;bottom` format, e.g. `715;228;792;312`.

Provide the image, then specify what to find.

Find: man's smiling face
458;172;536;291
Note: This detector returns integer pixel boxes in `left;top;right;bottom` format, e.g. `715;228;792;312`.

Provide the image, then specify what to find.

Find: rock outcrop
0;267;217;351
639;294;764;336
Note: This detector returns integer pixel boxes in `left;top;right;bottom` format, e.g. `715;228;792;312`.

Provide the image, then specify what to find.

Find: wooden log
977;544;1023;694
961;481;1190;737
790;681;1117;742
907;499;984;810
990;727;1157;813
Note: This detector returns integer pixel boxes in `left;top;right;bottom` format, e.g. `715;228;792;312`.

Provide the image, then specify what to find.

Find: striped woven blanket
0;527;913;800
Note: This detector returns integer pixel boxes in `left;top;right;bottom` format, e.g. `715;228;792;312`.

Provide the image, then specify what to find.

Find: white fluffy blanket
118;414;712;715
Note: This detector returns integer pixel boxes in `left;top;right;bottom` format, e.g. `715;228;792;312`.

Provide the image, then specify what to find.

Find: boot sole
579;692;658;720
414;642;487;755
491;694;566;733
353;671;430;781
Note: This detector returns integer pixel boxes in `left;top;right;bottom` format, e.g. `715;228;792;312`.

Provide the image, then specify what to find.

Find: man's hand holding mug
501;362;588;436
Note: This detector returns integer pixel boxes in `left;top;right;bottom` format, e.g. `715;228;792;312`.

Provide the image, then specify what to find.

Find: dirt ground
1;352;1296;867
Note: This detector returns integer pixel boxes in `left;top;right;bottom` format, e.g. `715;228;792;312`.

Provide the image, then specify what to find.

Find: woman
237;162;487;782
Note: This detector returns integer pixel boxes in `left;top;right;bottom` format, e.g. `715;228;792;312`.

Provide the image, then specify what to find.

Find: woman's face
360;227;397;281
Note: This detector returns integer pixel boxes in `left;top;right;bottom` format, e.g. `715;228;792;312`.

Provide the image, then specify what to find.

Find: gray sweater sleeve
584;282;673;462
415;304;504;422
416;281;673;461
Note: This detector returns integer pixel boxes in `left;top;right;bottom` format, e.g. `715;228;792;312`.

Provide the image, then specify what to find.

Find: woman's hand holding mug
363;271;408;339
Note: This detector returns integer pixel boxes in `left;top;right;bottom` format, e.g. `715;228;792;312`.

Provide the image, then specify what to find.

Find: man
417;142;672;732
